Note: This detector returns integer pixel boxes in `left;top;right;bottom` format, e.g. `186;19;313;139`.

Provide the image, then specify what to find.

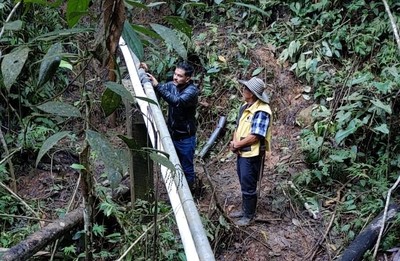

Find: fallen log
339;204;400;261
1;207;83;261
1;178;131;261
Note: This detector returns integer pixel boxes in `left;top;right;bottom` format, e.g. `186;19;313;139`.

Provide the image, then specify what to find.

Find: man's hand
146;73;159;87
230;141;239;154
139;62;149;71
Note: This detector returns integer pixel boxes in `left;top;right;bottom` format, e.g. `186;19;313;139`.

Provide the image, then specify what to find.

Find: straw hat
238;77;270;103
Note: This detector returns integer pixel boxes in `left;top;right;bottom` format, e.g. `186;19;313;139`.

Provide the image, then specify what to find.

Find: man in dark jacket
146;62;199;190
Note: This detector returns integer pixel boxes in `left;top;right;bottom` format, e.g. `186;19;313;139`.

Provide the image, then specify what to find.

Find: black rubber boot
230;195;245;218
236;197;257;226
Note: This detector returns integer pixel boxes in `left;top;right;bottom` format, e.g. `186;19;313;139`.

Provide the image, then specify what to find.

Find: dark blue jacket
155;81;198;140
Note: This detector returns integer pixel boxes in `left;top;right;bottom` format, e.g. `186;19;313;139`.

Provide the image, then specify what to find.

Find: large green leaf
86;130;117;164
122;21;144;60
66;0;90;28
37;101;81;117
36;131;70;167
164;16;192;38
104;81;135;103
1;47;30;92
101;88;122;117
38;42;62;86
86;130;124;188
150;23;187;60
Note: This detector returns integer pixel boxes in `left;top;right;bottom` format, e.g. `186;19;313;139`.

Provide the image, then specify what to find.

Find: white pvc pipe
119;37;201;261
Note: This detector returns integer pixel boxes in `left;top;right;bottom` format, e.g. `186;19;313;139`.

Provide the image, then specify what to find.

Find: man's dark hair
176;61;194;77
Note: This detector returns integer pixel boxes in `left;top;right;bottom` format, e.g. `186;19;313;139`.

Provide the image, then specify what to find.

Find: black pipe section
198;116;226;159
339;204;400;261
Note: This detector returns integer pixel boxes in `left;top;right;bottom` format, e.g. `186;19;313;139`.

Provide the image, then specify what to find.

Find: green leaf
149;151;176;171
147;2;166;8
36;131;70;167
150;23;187;60
101;88;122;117
86;130;124;188
4;20;22;31
1;47;30;92
347;73;373;87
372;81;391;94
124;0;148;9
60;60;73;70
118;135;141;151
164;16;192;38
70;163;86;170
122;21;144;60
37;101;81;117
32;28;95;42
233;2;271;17
252;67;264;76
181;2;207;10
104;81;135;103
135;96;159;105
131;24;162;40
38;42;62;86
66;0;90;28
374;124;389;134
106;167;122;189
143;147;170;158
334;119;361;144
86;130;121;166
370;99;392;114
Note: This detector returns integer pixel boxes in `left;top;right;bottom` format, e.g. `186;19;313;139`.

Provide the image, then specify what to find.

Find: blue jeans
173;135;196;185
237;155;262;198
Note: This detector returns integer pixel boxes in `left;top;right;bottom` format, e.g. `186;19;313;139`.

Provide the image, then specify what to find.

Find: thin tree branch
373;174;400;258
0;124;16;191
0;2;21;41
382;0;400;53
0;182;39;219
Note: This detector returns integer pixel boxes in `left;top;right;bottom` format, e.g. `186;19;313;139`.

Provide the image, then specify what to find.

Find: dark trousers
173;135;196;185
237;155;262;199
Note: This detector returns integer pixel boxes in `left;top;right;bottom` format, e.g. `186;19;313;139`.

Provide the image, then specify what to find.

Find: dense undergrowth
1;0;400;260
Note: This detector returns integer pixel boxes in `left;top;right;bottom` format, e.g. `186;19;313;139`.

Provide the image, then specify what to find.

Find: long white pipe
119;37;212;260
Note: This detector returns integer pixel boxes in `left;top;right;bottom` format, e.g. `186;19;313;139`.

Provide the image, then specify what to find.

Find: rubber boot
236;197;257;226
230;195;245;218
187;180;195;194
229;207;244;218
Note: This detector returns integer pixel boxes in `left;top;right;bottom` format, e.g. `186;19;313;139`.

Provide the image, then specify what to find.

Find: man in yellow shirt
229;77;272;226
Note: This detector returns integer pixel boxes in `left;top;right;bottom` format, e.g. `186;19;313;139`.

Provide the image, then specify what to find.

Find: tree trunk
1;207;83;261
